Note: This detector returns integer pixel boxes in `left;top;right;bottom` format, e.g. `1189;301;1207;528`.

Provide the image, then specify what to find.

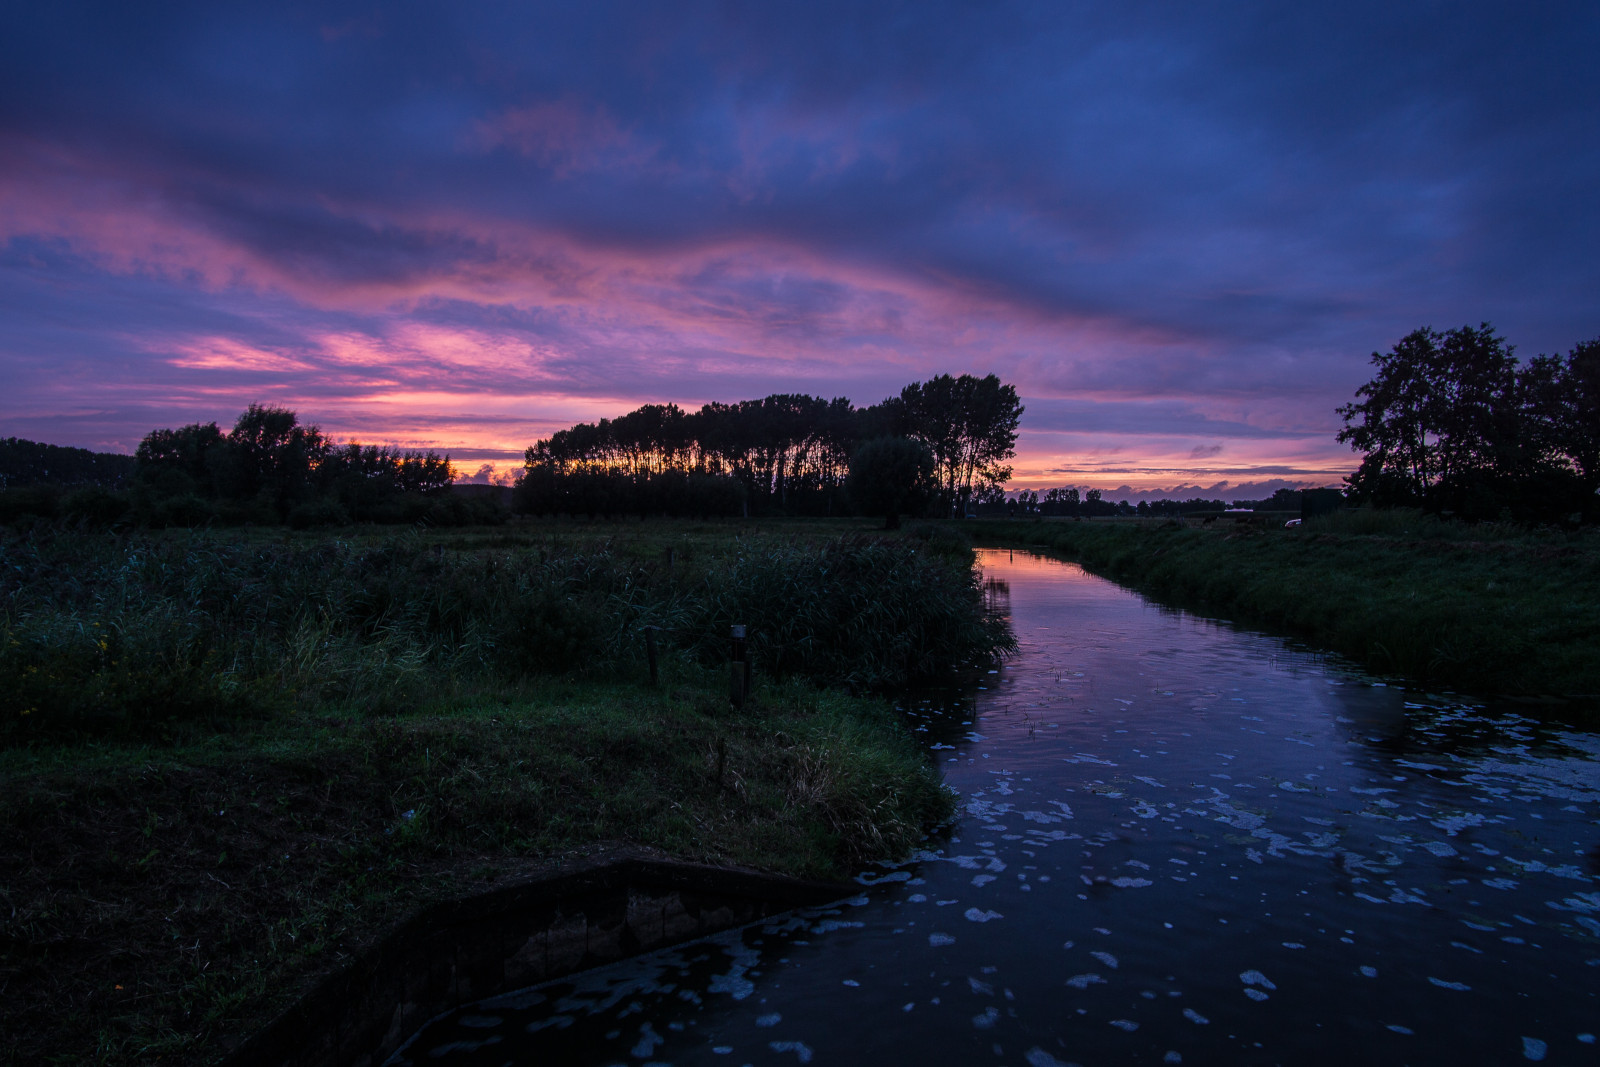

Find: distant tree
1337;325;1600;520
135;422;227;497
516;375;1023;520
222;404;328;514
0;438;136;489
1041;486;1079;517
134;405;455;525
895;374;1023;516
1550;338;1600;505
847;436;935;530
1337;325;1518;513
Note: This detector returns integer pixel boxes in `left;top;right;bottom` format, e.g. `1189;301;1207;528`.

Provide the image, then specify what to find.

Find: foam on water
388;550;1600;1067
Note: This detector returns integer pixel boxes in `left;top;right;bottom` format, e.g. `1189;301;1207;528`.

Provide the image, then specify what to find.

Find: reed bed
0;520;1005;1065
1;526;1012;745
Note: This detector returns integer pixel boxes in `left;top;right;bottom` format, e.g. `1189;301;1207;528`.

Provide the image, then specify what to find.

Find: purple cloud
1;1;1596;487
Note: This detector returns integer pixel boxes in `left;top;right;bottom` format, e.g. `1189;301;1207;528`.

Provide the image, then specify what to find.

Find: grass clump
974;515;1600;699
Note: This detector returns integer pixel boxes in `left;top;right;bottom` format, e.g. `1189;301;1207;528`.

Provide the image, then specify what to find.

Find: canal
391;548;1600;1065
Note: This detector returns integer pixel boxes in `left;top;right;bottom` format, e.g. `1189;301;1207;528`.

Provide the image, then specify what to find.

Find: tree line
1338;325;1599;522
1;373;1023;528
131;404;478;527
0;438;136;490
0;405;487;528
517;373;1022;520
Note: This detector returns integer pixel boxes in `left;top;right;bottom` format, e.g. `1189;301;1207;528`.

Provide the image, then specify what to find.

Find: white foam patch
929;933;955;947
1240;970;1277;990
708;973;754;1000
965;908;1004;923
769;1039;814;1062
1025;1049;1077;1067
631;1022;664;1058
1432;812;1488;835
1065;973;1105;989
854;869;912;886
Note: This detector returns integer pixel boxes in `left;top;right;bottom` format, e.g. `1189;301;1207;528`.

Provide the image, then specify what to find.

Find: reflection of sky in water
392;550;1600;1066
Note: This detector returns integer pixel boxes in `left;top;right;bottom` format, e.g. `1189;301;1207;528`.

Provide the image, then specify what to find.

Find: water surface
393;549;1600;1065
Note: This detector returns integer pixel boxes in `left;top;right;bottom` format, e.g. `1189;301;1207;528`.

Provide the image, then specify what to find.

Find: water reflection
393;549;1599;1066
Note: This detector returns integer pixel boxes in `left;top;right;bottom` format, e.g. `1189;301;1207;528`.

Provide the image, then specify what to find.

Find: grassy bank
974;511;1600;700
1;519;1005;1066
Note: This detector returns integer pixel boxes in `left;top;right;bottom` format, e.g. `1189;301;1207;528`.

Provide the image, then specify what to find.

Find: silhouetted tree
894;374;1023;516
848;437;935;529
1339;325;1600;521
133;406;457;525
0;438;136;489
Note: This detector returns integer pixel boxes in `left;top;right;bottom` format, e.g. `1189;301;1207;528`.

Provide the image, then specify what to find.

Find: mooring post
643;626;660;686
729;624;747;708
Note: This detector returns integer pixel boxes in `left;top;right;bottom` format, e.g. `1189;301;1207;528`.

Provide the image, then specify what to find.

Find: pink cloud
471;97;659;178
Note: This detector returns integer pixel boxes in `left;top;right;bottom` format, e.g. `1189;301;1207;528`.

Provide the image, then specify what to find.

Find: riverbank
1;520;1001;1066
973;511;1600;701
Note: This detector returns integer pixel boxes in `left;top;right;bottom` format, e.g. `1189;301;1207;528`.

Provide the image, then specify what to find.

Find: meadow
0;518;1007;1066
975;510;1600;703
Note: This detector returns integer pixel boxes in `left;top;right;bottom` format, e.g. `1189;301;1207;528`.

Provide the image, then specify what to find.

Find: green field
974;511;1600;703
0;518;1006;1066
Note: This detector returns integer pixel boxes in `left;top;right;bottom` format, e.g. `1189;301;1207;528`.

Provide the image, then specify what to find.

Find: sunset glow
3;4;1596;497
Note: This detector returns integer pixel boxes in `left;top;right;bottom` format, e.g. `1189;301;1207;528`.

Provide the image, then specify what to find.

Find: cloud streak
1;2;1596;488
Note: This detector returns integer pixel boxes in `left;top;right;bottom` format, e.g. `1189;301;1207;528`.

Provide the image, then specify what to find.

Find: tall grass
1;526;1012;743
0;522;994;1065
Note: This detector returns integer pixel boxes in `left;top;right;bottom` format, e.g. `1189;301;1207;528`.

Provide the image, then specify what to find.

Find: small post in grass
643;625;660;686
729;624;747;708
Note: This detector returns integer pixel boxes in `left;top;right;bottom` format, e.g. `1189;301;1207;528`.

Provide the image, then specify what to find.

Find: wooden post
729;624;747;708
643;626;660;686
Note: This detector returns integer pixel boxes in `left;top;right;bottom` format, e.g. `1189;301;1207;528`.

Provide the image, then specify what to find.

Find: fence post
643;626;660;686
729;624;747;708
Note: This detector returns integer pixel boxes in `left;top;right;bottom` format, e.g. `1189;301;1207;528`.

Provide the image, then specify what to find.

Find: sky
2;2;1596;498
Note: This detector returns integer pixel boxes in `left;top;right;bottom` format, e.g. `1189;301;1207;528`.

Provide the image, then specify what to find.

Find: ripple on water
388;550;1600;1067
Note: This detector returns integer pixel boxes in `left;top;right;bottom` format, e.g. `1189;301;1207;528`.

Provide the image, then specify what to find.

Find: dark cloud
1;2;1596;480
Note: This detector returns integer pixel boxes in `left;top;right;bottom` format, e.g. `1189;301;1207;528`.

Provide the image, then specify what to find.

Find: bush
287;497;350;529
0;487;58;525
60;486;131;526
